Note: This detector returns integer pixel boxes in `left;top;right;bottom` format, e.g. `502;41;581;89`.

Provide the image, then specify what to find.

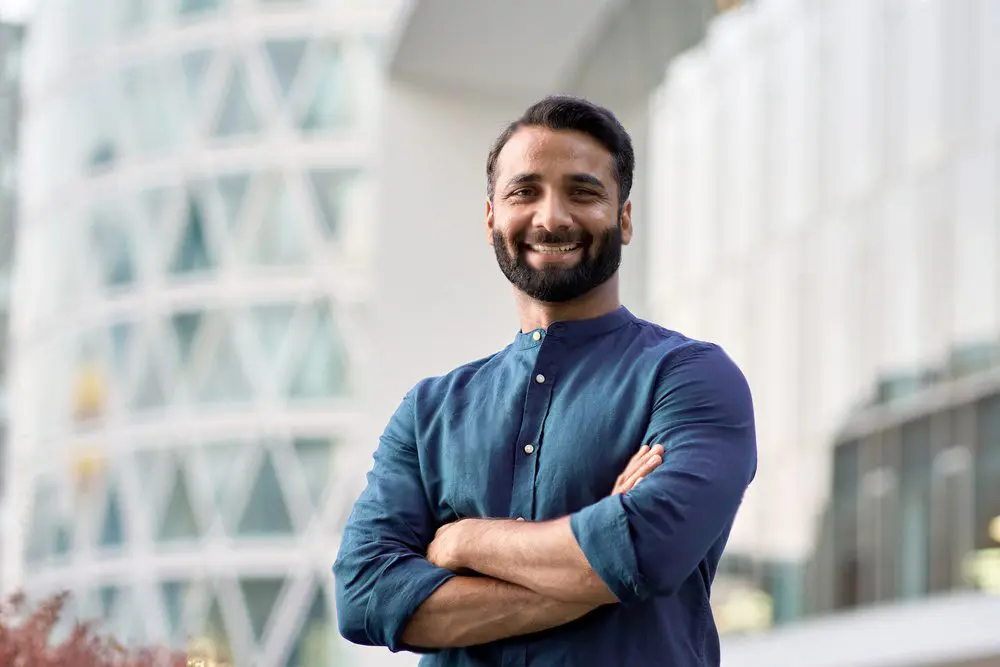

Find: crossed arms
333;343;757;652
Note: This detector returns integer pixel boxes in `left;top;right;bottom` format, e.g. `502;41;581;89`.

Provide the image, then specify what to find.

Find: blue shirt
334;307;757;666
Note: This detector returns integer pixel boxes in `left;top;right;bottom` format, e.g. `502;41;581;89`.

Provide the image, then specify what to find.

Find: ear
485;198;495;246
620;200;633;246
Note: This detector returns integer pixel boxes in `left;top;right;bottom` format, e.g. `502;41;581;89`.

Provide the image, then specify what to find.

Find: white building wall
648;0;1000;559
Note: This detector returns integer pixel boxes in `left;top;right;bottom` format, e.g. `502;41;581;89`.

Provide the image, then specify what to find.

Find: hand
427;520;473;573
610;444;664;495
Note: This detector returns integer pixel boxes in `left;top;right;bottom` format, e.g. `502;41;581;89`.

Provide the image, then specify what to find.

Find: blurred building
3;1;398;664
645;0;1000;664
0;20;25;544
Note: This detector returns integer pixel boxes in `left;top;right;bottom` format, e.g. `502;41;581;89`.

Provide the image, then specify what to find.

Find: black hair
485;95;635;206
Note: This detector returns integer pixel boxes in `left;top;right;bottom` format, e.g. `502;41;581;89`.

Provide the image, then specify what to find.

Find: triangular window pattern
181;49;214;105
133;449;166;507
215;173;250;231
160;581;193;641
99;478;125;548
213;62;261;138
199;595;234;665
237;451;294;536
158;463;201;541
245;176;308;266
297;42;353;133
308;169;357;240
91;206;136;288
171;192;214;275
131;352;168;411
179;0;222;16
171;311;202;366
239;577;284;643
108;322;133;377
263;39;307;101
250;304;295;371
203;442;244;527
198;320;253;404
285;585;334;667
292;438;334;510
288;306;349;400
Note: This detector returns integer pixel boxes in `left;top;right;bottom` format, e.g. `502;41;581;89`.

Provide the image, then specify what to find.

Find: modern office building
647;0;1000;664
3;1;400;664
0;20;25;579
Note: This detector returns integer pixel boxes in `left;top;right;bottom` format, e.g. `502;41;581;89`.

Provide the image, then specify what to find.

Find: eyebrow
504;173;607;190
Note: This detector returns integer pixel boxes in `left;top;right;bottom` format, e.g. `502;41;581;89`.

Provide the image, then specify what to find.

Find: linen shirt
334;306;757;666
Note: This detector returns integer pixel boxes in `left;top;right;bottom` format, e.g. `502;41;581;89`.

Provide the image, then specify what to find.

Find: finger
623;453;662;490
619;444;651;480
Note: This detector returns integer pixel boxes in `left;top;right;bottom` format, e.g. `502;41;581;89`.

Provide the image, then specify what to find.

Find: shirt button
523;443;535;455
532;331;541;341
535;374;546;384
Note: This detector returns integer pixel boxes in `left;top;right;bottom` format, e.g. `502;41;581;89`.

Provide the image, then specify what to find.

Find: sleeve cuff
367;553;456;652
570;495;645;605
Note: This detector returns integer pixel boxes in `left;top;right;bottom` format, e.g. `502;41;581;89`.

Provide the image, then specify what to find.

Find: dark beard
492;224;622;303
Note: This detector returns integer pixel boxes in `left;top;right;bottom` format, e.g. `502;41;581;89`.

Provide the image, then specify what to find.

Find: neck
515;275;622;332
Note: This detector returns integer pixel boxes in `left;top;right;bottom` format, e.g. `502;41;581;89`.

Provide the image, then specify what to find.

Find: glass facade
808;364;1000;616
6;1;399;663
0;22;24;501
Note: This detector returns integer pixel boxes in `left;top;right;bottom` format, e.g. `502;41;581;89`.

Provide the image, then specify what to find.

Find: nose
532;190;573;232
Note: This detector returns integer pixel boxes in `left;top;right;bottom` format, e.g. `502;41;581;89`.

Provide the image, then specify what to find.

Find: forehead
495;126;614;183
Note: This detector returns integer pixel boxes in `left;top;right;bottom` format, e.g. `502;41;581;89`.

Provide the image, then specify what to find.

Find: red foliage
0;591;188;667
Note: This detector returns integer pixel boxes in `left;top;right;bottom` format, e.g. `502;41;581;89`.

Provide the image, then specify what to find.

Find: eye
509;187;534;198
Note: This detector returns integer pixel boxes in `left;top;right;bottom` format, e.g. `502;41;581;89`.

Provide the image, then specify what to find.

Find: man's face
486;126;632;303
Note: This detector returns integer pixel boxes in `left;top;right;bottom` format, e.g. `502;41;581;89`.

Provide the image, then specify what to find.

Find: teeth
529;244;579;254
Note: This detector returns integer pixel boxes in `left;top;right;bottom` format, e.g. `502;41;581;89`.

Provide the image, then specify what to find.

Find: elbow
333;582;376;647
336;604;374;647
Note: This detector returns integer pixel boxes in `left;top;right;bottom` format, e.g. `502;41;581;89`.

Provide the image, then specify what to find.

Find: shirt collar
511;306;636;350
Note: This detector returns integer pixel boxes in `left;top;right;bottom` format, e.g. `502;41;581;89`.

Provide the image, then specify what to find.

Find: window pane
292;437;334;509
244;176;307;266
975;395;1000;549
899;418;931;599
158;463;201;541
91;203;136;288
237;451;293;536
263;39;307;101
308;169;357;239
297;42;352;133
832;440;859;609
287;306;348;399
213;62;261;138
99;478;125;548
239;578;284;642
285;586;335;667
170;192;214;274
179;0;224;17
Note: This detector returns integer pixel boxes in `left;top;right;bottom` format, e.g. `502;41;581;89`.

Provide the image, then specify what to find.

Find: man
334;96;757;666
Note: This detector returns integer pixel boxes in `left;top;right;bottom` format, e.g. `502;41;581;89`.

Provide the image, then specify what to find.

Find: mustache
518;230;591;246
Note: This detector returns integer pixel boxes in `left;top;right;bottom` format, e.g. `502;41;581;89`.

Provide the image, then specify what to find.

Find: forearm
401;575;596;648
459;517;617;605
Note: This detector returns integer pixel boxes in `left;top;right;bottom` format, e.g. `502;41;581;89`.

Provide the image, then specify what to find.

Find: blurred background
1;0;999;665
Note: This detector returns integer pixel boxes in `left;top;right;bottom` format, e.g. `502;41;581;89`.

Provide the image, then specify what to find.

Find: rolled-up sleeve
570;342;757;605
334;390;455;652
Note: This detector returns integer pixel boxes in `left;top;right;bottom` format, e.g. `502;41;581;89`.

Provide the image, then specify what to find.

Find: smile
526;244;582;255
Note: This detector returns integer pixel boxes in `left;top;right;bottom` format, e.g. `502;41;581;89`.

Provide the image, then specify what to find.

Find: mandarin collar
511;306;636;350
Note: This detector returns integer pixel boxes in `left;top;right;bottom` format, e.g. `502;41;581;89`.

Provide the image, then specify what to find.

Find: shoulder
629;318;750;394
404;349;510;405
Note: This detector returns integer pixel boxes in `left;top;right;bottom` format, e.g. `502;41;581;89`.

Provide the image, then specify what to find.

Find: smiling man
334;96;758;666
